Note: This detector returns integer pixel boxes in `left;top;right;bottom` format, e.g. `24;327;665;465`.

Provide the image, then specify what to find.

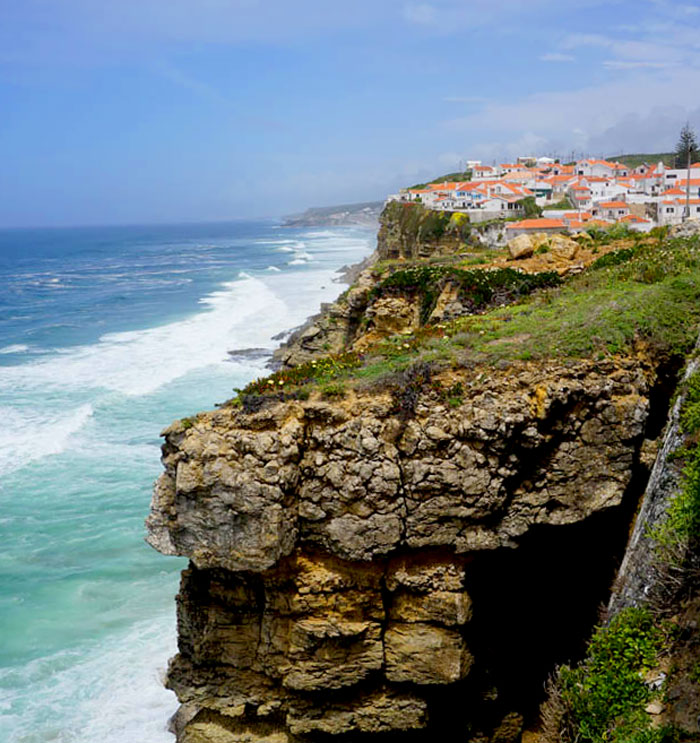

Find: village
387;155;700;237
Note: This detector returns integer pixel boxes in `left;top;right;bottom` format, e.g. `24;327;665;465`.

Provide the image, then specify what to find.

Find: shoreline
268;232;379;369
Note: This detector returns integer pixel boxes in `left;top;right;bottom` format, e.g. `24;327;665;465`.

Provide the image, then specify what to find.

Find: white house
592;200;630;221
472;166;499;180
479;195;525;213
658;199;700;225
575;159;628;178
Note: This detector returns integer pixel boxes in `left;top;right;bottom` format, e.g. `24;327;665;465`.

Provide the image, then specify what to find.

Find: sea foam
0;404;94;476
0;277;287;398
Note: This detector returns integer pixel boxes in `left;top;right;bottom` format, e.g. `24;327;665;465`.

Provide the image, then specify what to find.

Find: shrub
237;352;362;397
518;195;543;218
374;266;561;324
555;608;665;743
321;382;346;399
390;360;434;420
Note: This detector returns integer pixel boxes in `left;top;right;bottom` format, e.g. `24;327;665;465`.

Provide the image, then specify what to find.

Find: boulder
671;219;700;238
549;235;579;261
507;234;535;259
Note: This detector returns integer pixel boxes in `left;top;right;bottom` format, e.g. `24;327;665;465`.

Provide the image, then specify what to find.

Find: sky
1;0;700;227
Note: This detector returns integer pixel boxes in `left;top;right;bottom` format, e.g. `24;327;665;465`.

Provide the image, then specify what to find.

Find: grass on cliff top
232;234;700;404
353;235;700;381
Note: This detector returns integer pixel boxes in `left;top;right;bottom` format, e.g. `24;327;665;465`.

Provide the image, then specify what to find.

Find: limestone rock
286;689;428;736
549;235;579;261
507;234;535;259
181;711;298;743
671;219;700;238
148;357;655;742
384;623;473;684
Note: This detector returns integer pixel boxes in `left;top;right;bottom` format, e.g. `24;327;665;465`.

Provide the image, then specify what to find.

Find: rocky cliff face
148;215;700;743
147;357;658;743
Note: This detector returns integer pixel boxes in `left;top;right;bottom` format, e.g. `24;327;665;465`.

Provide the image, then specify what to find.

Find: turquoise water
0;221;374;742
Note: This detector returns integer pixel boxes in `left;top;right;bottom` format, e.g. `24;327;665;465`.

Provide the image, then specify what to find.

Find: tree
675;124;699;221
674;123;699;168
518;196;542;218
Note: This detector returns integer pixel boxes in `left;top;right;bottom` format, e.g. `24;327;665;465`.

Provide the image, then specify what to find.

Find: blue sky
1;0;700;226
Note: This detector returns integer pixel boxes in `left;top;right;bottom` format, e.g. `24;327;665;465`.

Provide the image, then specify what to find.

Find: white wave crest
0;344;29;355
0;277;288;398
0;404;94;476
0;614;177;743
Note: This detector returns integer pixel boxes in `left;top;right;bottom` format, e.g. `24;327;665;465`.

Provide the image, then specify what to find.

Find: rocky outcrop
147;357;657;743
507;232;580;263
609;351;700;612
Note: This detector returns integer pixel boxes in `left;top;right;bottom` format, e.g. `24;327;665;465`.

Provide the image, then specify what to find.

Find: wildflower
403;343;411;349
267;380;275;386
278;380;285;386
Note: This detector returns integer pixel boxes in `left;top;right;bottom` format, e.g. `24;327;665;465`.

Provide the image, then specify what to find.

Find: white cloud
403;3;438;25
539;52;576;62
603;60;674;69
561;33;613;49
442;67;700;159
443;95;489;103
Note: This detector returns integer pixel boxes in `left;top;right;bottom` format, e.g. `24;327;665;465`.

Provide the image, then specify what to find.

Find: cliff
282;202;383;228
148;207;700;743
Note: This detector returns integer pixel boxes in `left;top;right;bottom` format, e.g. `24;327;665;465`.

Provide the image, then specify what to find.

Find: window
618;210;625;215
666;207;674;213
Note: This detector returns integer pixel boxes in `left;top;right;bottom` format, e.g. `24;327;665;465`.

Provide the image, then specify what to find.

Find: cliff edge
148;206;700;743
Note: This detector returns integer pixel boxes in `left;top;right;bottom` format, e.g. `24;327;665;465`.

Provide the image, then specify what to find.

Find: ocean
0;220;375;742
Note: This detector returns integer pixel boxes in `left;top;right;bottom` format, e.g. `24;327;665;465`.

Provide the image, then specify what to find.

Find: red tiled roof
505;218;565;230
619;215;650;223
597;201;629;208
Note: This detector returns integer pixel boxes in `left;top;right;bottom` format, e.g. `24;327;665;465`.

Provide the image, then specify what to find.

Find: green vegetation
517;195;543;218
382;201;454;245
231;235;700;413
464;237;700;362
674;124;699;169
238;352;362;397
590;246;638;269
543;196;574;210
320;381;347;399
583;222;639;245
408;170;472;189
552;607;669;743
373;265;561;324
609;153;675;169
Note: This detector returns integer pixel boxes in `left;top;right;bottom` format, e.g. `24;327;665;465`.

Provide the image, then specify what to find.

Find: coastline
268;226;379;368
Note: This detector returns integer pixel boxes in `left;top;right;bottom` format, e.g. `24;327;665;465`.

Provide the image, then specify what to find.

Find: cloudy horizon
2;0;700;227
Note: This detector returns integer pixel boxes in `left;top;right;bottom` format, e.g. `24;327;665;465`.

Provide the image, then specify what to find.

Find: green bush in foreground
555;608;669;743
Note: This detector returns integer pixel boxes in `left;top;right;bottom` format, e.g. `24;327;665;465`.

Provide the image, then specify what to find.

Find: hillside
609;152;675;168
148;203;700;743
282;201;383;228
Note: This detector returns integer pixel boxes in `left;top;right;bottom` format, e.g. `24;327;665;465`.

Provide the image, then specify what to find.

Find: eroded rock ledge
147;357;657;743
